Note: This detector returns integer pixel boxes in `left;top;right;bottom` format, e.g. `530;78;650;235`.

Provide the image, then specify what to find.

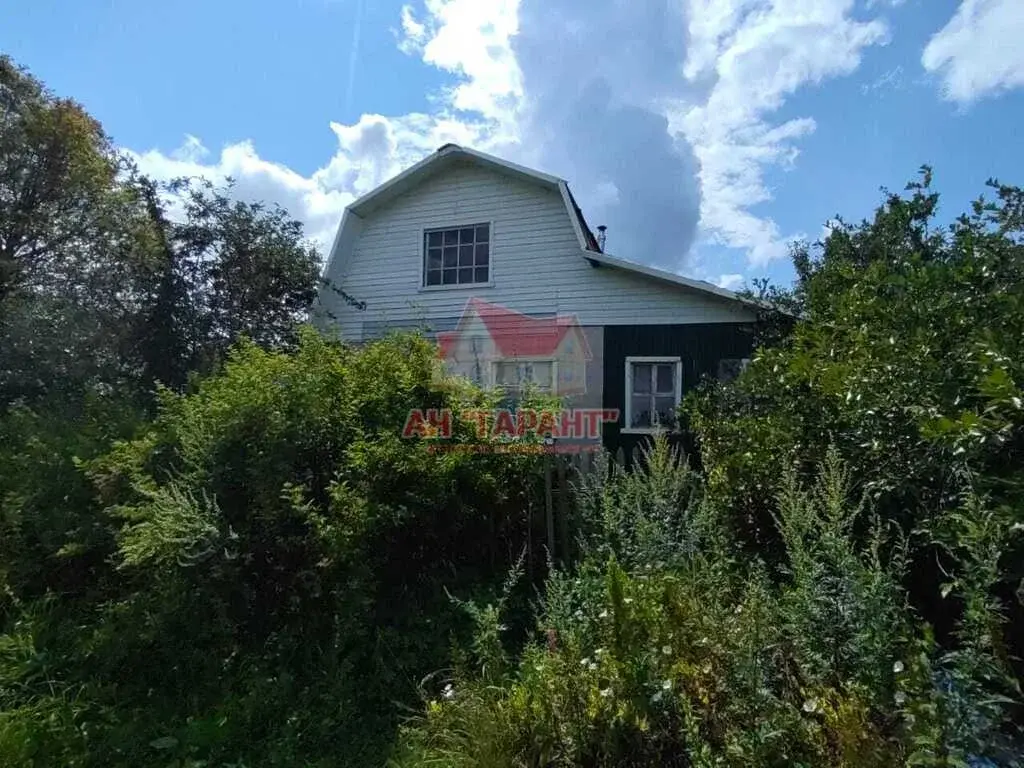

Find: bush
392;438;1021;767
688;173;1024;549
0;329;548;767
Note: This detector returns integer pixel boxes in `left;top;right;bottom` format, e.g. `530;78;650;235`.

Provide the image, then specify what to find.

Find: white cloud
922;0;1024;104
127;0;893;274
128;138;351;253
129;112;496;254
677;0;889;265
397;5;427;54
398;0;522;127
716;273;745;290
861;65;906;95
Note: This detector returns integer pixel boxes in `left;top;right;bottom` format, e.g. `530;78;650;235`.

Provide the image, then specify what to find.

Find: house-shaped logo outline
436;297;593;396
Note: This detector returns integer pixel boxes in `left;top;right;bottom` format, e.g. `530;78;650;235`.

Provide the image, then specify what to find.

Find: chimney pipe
596;225;607;251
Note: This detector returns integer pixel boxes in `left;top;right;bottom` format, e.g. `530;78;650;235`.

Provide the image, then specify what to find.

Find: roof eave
581;250;781;313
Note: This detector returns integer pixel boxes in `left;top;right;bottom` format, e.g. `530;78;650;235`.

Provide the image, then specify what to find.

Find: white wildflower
802;698;818;713
580;658;590;667
599;688;612;698
599;610;608;619
893;660;905;674
442;683;455;700
662;679;672;691
661;645;672;655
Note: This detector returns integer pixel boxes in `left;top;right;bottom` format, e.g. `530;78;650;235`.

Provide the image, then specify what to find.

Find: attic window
424;224;490;287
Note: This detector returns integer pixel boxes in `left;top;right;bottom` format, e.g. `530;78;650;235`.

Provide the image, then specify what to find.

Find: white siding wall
320;160;754;340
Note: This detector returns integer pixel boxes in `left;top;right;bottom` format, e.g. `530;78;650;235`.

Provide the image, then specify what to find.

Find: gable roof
321;144;769;314
320;145;600;290
438;297;593;360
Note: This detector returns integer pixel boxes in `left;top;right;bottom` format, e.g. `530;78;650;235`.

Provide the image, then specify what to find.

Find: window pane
443;246;458;268
632;363;652;394
494;363;514;385
655;364;675;394
442;268;458;285
425;269;442;286
443;229;459;245
474;243;489;264
427;231;443;248
654;396;677;428
459;244;474;266
459;227;475;244
630;395;652;427
427;249;442;271
458;267;474;283
474;266;489;283
530;362;553;388
475;224;489;242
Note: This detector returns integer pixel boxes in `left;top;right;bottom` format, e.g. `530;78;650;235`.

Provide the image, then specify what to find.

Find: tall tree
0;56;322;406
158;177;321;379
0;56;161;404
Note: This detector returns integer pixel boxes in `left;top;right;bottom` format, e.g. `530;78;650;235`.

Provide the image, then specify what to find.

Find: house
314;143;762;454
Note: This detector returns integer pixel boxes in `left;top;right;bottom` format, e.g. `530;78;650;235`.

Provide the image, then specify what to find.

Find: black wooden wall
601;322;756;458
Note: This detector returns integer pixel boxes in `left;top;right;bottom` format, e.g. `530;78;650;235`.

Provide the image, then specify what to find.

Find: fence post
557;455;569;566
544;448;555;562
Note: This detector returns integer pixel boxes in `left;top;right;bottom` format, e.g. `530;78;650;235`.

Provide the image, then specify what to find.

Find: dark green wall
601;322;756;458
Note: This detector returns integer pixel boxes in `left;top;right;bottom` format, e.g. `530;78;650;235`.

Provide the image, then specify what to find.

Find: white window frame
491;358;557;394
420;221;495;291
623;356;683;435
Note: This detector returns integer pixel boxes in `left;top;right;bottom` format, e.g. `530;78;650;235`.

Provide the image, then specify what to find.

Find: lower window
625;357;682;431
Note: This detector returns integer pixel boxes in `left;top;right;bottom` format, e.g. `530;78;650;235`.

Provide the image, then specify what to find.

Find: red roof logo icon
438;298;592;360
436;298;592;396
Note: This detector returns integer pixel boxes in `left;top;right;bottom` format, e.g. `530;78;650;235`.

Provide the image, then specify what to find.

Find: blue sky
4;0;1023;290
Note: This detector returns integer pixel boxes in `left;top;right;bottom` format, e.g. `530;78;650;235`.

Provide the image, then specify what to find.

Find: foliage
0;56;321;410
393;439;1021;767
136;176;321;391
0;331;549;767
687;171;1024;599
3;54;1024;767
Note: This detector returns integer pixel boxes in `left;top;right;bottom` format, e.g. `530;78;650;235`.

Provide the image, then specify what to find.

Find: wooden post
526;498;534;584
557;455;569;566
544;450;555;564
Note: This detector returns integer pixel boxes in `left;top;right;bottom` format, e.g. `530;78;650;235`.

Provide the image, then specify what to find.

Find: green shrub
0;329;548;767
687;172;1024;557
392;438;1020;767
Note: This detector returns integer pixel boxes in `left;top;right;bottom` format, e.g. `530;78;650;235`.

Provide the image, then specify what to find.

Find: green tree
143;176;321;387
0;55;161;405
687;170;1024;689
0;56;322;406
